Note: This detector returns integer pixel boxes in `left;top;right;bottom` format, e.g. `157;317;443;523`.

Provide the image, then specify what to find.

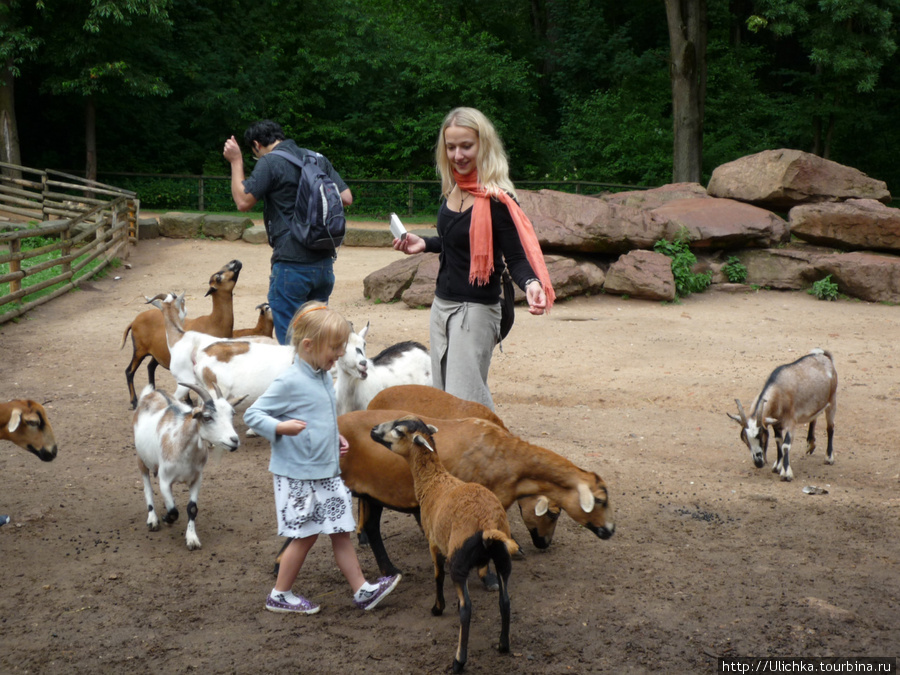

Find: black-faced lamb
728;348;838;481
133;382;246;549
371;415;517;674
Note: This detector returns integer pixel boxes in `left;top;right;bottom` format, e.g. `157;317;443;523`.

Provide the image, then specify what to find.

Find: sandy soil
1;235;898;674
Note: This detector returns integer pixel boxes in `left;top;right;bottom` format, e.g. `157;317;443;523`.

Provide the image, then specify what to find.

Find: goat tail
483;529;519;557
121;323;133;350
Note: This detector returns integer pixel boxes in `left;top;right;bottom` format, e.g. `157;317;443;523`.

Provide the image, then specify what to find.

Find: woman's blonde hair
435;107;517;200
288;301;350;354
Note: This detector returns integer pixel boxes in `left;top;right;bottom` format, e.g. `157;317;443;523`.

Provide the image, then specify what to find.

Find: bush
722;256;748;283
809;275;839;301
653;230;712;297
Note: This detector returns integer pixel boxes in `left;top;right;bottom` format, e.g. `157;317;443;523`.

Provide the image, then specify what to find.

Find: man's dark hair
244;120;286;149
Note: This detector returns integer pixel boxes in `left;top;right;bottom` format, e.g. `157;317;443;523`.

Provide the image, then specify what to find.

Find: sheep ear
427;424;439;435
576;482;595;513
534;496;550;517
414;435;435;453
8;408;21;433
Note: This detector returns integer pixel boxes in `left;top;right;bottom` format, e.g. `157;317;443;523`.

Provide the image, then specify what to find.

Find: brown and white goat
728;348;838;482
0;399;58;462
121;259;242;409
232;302;274;339
372;416;516;673
367;385;563;552
325;409;613;579
133;382;246;550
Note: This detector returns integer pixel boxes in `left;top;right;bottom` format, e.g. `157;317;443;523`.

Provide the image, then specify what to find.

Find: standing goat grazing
121;259;242;409
334;321;432;415
728;349;838;482
133;383;246;550
371;416;517;674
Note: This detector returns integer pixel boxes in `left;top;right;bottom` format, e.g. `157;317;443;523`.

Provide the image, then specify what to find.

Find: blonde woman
393;107;555;410
244;301;400;614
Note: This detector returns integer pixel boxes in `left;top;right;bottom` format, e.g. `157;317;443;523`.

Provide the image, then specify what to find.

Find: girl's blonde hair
434;107;517;200
288;301;350;354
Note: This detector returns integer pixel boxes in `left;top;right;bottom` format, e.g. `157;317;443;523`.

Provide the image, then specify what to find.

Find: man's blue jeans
269;259;335;344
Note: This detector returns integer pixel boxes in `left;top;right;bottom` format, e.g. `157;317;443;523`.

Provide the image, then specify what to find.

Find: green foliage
653;230;712;297
722;256;748;283
809;274;840;301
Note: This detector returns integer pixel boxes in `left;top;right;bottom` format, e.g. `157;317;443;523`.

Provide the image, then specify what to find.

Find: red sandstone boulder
790;199;900;253
603;250;675;302
707;149;891;211
651;198;789;249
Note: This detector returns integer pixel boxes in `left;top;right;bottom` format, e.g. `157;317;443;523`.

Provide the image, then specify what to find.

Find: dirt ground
1;233;898;675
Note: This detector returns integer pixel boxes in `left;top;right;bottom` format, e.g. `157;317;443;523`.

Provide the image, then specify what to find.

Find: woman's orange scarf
453;169;555;310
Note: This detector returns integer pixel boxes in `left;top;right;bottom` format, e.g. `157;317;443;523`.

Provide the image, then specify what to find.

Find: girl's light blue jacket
243;356;341;480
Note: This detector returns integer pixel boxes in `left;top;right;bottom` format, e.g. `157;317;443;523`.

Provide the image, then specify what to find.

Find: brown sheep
120;259;242;409
314;409;614;580
366;385;563;552
371;415;517;673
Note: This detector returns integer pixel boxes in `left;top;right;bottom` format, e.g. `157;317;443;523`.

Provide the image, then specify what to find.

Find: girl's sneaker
265;591;320;614
353;574;401;611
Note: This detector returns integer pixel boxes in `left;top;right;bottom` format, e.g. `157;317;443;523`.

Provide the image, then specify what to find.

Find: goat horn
180;382;213;405
145;292;169;304
755;399;766;426
734;399;748;425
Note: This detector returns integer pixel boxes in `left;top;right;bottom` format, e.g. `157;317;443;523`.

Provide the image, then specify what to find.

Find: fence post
408;183;414;216
198;177;205;211
9;238;21;295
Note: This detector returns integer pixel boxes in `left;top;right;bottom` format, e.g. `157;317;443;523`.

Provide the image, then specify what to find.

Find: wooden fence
0;162;139;325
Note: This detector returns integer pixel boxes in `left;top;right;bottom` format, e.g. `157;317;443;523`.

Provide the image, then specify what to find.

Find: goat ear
359;322;369;339
577;482;595;513
414;435;436;453
229;395;248;408
534;496;550;517
8;408;21;433
764;417;777;425
726;412;743;425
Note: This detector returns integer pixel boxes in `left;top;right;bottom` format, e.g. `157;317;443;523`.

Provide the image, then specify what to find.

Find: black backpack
268;148;346;252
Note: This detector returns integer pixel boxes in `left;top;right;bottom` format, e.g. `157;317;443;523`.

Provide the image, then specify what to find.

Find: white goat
191;339;295;404
335;321;431;415
133;382;246;550
727;349;838;482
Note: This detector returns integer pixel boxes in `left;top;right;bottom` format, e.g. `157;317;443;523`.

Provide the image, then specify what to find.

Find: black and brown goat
371;415;517;673
121;259;242;409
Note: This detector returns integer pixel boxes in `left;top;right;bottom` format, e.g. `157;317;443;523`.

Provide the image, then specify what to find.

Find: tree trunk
0;57;23;176
85;95;97;182
665;0;707;184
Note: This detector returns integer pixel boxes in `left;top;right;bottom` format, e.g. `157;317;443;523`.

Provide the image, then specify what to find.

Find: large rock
602;182;710;209
790;199;900;253
603;250;675;301
242;224;268;245
203;215;252;241
363;253;607;309
813;251;900;304
737;247;827;290
651;197;789;249
519;189;667;254
707;149;891;211
158;212;205;239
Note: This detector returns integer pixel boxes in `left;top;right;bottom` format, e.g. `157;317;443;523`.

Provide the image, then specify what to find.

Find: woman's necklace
458;190;469;211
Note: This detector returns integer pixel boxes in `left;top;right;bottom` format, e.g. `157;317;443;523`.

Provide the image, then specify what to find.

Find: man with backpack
223;119;353;344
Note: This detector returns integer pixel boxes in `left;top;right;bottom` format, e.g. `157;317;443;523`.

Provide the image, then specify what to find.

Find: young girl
244;301;400;614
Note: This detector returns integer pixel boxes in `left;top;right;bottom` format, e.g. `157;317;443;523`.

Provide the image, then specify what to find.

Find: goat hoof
481;574;499;592
163;509;179;524
452;658;465;673
431;605;443;617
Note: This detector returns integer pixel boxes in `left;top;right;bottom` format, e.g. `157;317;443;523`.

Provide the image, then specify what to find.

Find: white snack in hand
390;213;407;240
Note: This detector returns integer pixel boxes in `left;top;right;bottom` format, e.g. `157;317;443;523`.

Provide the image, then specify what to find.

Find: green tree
34;0;172;180
748;0;900;158
0;0;41;168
